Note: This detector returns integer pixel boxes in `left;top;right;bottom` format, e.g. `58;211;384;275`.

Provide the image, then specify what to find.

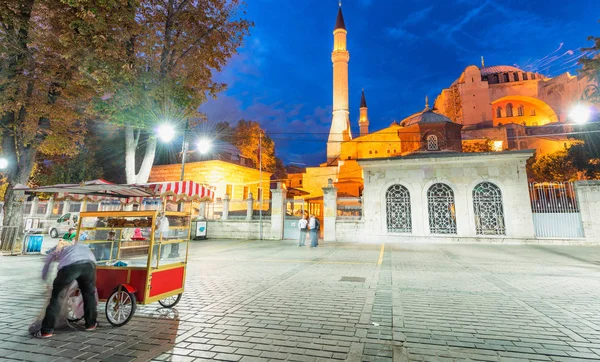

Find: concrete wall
357;150;536;241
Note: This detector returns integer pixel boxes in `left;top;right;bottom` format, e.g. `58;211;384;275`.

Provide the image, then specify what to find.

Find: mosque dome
400;107;455;127
480;65;523;76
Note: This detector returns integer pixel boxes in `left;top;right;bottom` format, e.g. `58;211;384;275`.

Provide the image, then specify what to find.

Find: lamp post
259;132;262;240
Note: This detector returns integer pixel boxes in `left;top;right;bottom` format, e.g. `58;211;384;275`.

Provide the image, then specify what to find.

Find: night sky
200;0;600;167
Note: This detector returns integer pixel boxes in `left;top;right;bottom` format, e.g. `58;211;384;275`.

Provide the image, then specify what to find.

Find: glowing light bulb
197;139;212;154
156;124;176;143
569;104;591;124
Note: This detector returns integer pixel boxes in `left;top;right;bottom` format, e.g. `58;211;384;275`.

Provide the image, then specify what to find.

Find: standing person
308;214;320;248
35;243;98;338
298;214;308;246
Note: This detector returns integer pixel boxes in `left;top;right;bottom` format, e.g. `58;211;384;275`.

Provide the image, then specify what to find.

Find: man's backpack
315;218;320;231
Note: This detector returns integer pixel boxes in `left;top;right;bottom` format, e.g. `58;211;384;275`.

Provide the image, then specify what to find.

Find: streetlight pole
259;132;263;240
180;119;189;183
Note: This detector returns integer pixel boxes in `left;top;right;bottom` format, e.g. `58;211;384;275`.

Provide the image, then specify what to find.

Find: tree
528;150;579;182
95;0;252;184
230;120;276;172
579;21;600;102
0;0;129;250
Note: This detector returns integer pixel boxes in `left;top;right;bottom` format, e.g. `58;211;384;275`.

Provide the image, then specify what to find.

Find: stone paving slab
1;240;600;361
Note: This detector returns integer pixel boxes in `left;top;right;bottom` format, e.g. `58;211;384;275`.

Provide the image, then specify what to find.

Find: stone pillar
270;183;287;240
45;197;55;218
198;201;207;220
322;178;338;242
30;197;39;216
246;193;254;221
575;181;600;242
63;200;71;215
222;194;230;220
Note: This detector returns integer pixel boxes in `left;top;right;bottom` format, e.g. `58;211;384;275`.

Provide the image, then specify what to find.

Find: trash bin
24;233;44;254
191;220;207;240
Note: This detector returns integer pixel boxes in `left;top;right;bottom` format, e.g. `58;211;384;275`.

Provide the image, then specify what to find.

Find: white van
47;213;79;238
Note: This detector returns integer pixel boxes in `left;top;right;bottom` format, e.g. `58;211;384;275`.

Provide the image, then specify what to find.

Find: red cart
77;210;190;326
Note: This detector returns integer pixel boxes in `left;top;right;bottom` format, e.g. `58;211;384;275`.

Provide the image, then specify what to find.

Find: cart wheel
105;288;136;327
158;294;182;308
67;288;83;322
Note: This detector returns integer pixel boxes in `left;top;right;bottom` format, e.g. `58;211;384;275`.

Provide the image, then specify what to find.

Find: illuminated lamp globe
156;124;176;143
0;158;7;170
569;104;591;124
197;139;212;154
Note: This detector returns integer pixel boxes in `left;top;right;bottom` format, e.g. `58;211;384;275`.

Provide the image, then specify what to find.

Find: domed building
434;61;595;154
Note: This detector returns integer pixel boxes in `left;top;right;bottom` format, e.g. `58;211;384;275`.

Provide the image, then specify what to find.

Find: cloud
385;5;434;41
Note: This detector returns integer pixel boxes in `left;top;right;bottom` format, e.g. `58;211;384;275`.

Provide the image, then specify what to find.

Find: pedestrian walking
308;214;320;247
298;214;308;246
35;242;98;338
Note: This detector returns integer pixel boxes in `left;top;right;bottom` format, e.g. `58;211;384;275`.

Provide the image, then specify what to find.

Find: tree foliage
579;20;600;102
0;0;130;249
215;120;278;173
92;0;252;183
528;150;579;182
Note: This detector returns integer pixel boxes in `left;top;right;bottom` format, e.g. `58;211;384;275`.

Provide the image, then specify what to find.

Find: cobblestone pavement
1;240;600;361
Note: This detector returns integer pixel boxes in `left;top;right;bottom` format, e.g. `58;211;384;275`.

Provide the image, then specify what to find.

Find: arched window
496;107;502;118
517;105;524;116
513;72;519;81
473;182;505;235
531;109;536;116
523;73;528;80
503;73;510;82
427;183;457;234
386;185;411;233
426;135;439;151
506;103;513;117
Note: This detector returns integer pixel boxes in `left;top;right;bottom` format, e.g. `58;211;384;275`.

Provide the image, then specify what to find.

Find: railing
337;197;362;220
529;182;584;238
252;199;272;219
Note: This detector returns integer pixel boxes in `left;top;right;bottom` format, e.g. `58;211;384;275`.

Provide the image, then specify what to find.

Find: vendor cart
76;210;190;326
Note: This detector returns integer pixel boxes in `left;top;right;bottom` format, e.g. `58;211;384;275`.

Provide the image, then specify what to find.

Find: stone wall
357;150;535;240
206;220;275;240
575;181;600;243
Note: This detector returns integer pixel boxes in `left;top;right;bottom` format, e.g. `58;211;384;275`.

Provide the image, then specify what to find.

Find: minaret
327;2;352;164
359;90;369;136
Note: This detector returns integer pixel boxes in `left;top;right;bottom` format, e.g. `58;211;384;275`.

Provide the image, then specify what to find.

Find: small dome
400;107;454;127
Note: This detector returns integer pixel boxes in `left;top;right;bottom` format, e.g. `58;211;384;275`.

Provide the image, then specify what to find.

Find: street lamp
0;157;8;170
196;138;212;155
569;104;592;124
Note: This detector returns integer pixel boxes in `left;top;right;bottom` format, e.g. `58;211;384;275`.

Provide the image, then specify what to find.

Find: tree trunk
0;143;36;252
125;125;137;184
125;126;157;184
135;135;157;184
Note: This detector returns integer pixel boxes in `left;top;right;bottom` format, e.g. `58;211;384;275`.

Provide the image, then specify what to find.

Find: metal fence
337;197;362;220
529;182;584;238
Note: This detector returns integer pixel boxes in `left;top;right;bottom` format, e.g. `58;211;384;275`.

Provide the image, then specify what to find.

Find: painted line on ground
378;243;385;265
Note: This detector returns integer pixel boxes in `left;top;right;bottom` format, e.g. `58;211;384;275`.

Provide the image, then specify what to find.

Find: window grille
426;135;439;151
473;182;505;235
427;183;457;234
386;185;411;233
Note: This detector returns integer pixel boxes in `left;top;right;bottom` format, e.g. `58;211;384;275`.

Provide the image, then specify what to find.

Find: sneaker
33;331;53;339
85;323;98;331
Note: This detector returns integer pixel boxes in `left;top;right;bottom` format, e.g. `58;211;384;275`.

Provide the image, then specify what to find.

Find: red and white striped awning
137;181;215;203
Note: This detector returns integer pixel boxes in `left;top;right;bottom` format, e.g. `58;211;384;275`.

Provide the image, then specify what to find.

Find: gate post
574;180;600;242
270;183;286;240
246;193;254;221
322;179;337;242
222;194;230;220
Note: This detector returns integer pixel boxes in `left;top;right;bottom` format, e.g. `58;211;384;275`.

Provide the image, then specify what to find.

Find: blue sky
200;0;600;166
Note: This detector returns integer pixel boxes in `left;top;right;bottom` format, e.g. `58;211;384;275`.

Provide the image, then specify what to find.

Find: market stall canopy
14;179;154;201
136;181;215;203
